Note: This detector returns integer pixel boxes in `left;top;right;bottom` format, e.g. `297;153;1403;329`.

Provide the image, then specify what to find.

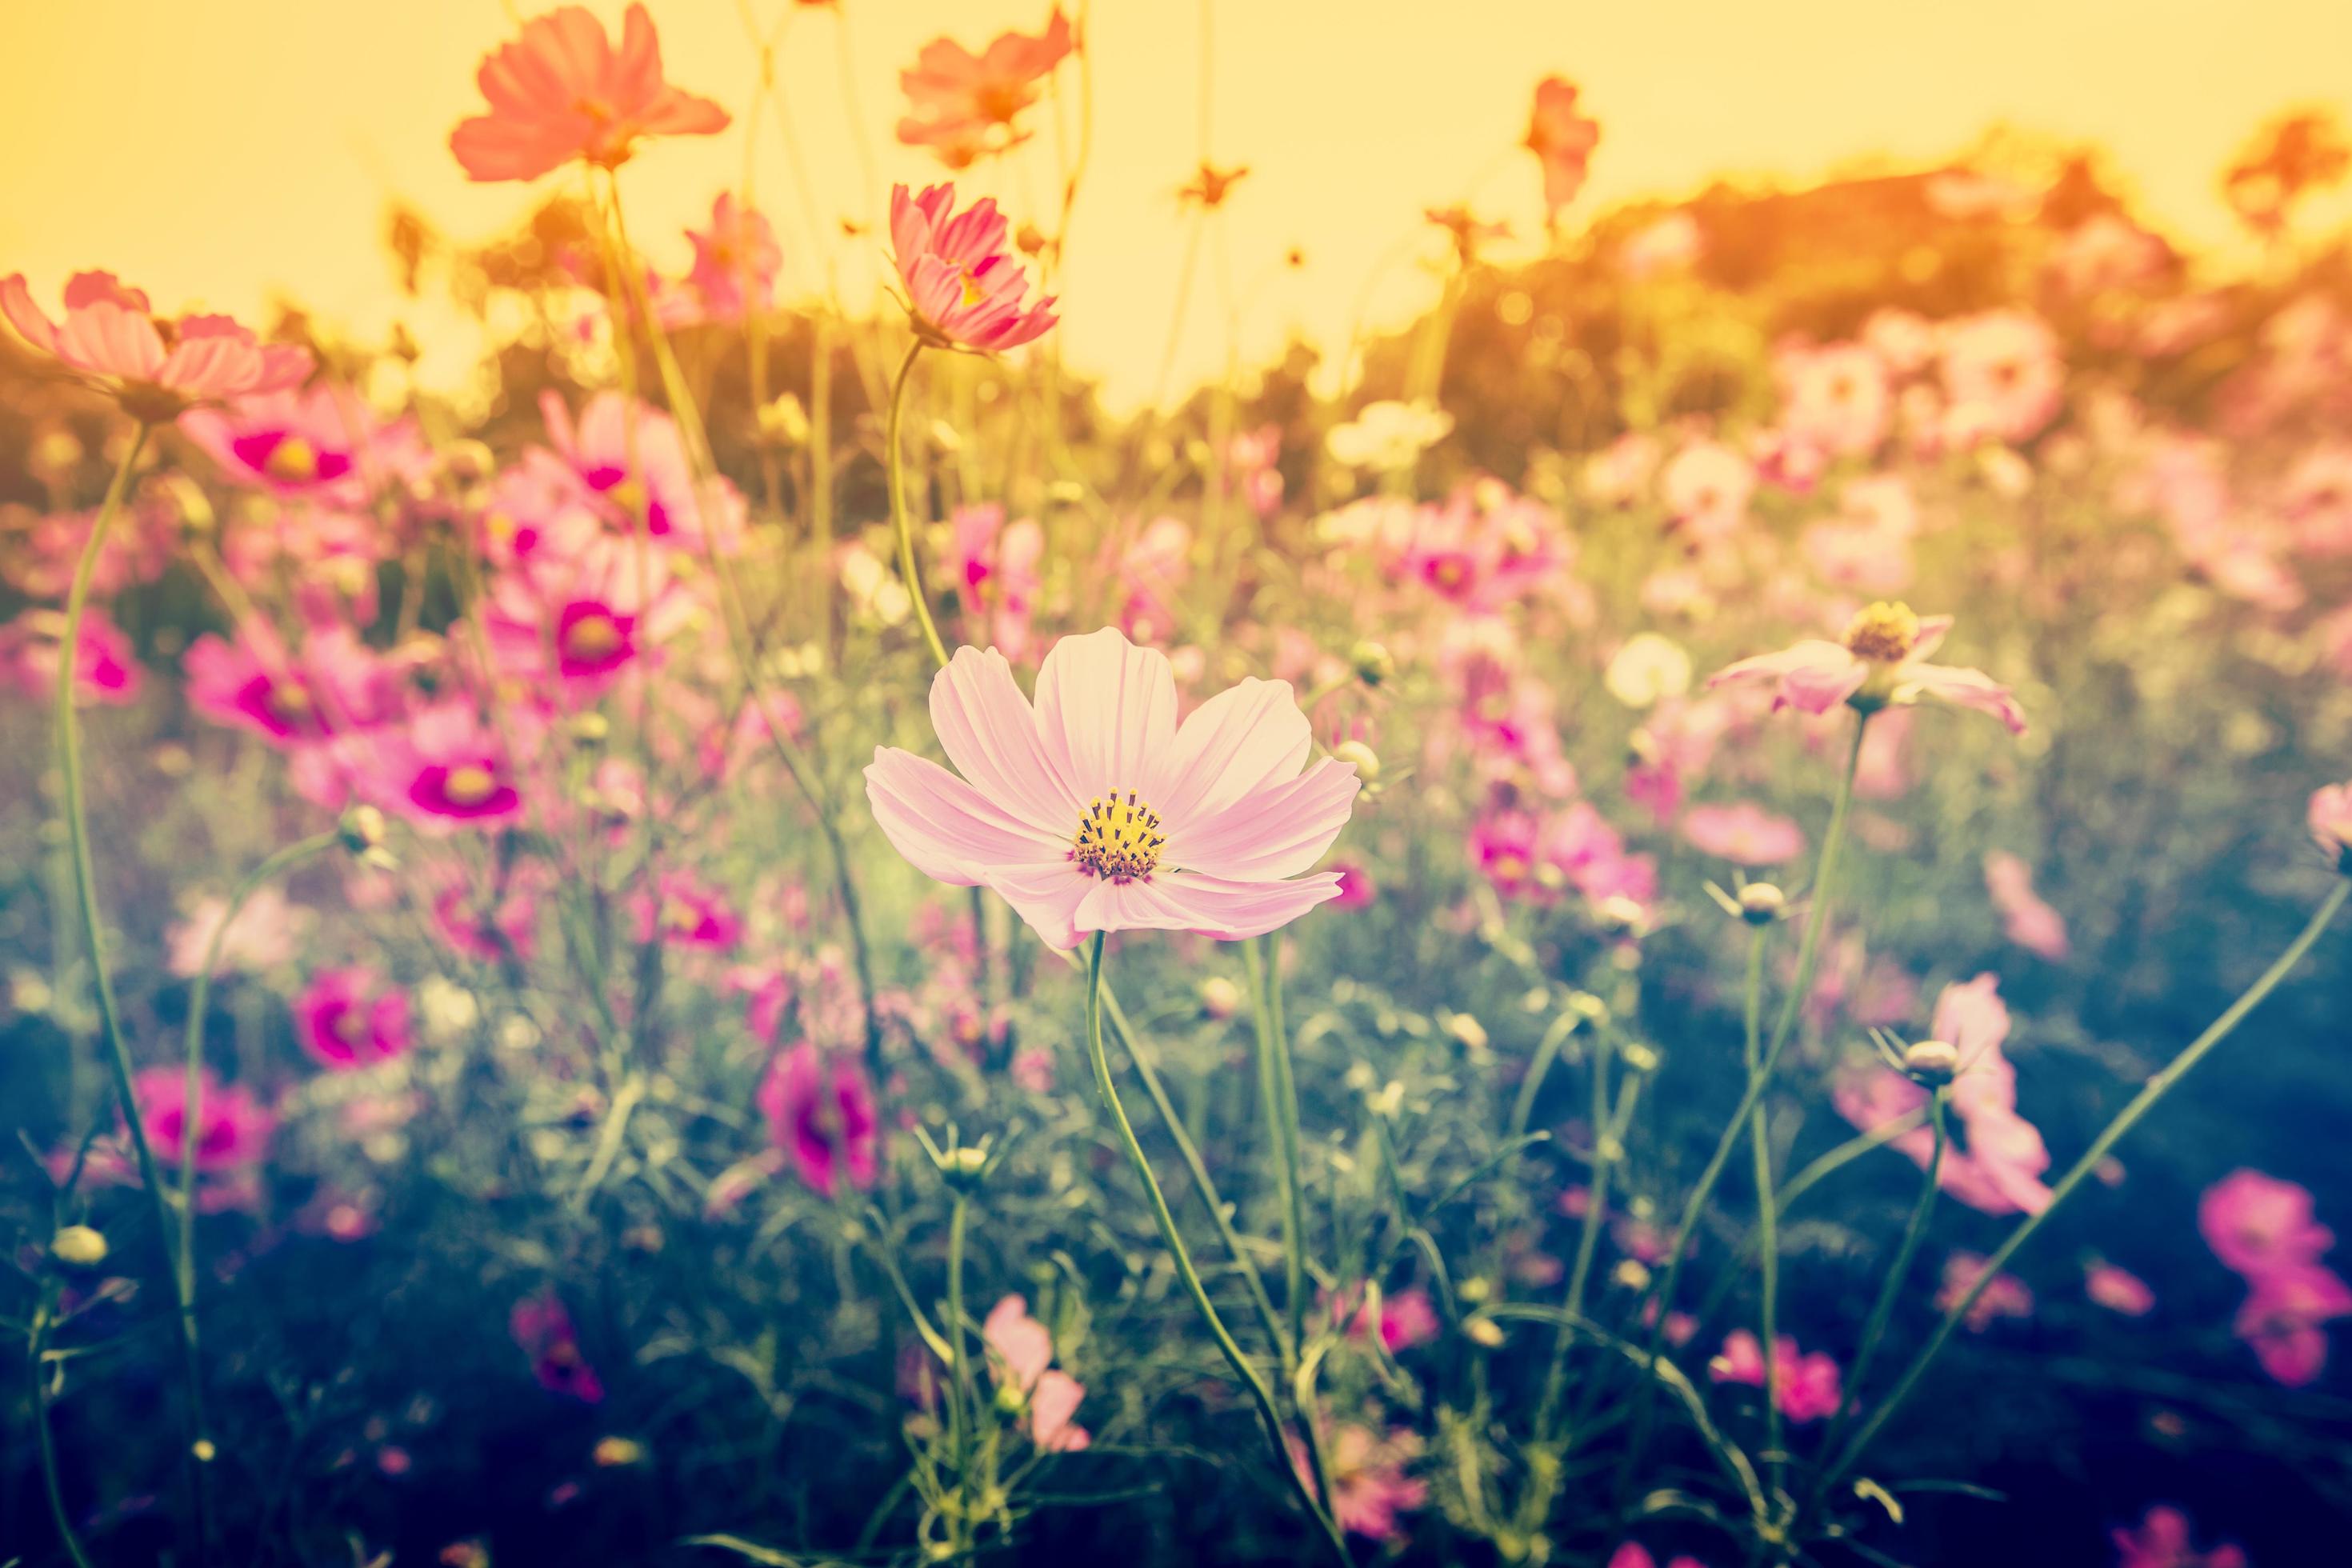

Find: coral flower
895;9;1074;168
865;629;1360;950
889;183;1059;353
294;966;414;1070
758;1041;880;1198
450;4;729;182
1708;601;2026;735
1;271;310;419
1524;75;1601;217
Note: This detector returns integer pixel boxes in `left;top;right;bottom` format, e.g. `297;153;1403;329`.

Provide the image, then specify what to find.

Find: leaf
677;1535;815;1566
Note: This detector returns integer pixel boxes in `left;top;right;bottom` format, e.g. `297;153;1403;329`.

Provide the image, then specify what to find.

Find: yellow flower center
1842;600;1921;662
266;436;318;482
1073;790;1165;882
958;267;986;310
562;610;623;664
442;764;500;807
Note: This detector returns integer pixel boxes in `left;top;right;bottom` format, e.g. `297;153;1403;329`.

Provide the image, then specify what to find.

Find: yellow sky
3;1;2350;409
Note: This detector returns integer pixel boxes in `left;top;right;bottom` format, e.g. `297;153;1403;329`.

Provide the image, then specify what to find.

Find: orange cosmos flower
450;4;730;184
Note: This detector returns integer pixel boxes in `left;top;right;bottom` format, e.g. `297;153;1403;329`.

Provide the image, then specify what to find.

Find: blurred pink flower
386;702;526;826
450;4;728;182
168;887;308;977
896;9;1074;168
1608;1545;1709;1568
294;966;414;1070
2310;781;2352;871
982;1294;1092;1450
2235;1263;2352;1385
2110;1505;2246;1568
1938;1250;2034;1332
1984;850;2070;961
1776;341;1891;458
758;1042;879;1198
0;606;142;706
1938;310;2064;445
1524;76;1601;217
181;383;418;505
889;183;1059;353
67;1066;274;1214
866;630;1359;950
538;389;741;554
1;270;310;417
510;1289;604;1402
1706;1330;1842;1422
2200;1169;2334;1278
2085;1260;2156;1317
1681;802;1805;865
1326;1285;1441;1354
683;193;781;322
631;871;742;951
1290;1421;1427;1541
1708;602;2026;735
1661;439;1754;544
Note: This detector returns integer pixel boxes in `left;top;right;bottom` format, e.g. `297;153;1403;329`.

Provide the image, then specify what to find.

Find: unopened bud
338;804;386;857
1200;976;1245;1020
1462;1316;1506;1348
1349;639;1395;687
1902;1038;1959;1086
1330;740;1380;784
1595;894;1647;933
1618;1042;1660;1075
51;1225;108;1267
567;712;611;745
1738;883;1785;922
1612;1259;1652;1293
592;1435;646;1467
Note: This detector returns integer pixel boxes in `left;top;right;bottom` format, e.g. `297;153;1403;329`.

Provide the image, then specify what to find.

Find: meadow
5;6;2352;1566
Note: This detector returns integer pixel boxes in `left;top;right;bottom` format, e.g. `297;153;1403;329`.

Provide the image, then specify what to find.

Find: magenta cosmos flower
2;271;310;419
1707;1329;1842;1422
1709;601;2026;735
450;4;728;183
865;628;1360;950
294;966;414;1071
889;183;1058;354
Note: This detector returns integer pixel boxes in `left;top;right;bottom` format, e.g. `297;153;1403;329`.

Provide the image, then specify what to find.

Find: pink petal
1077;870;1342;943
58;299;165;381
1899;662;2026;734
863;746;1065;884
929;646;1082;834
1146;675;1314;821
0;274;61;355
1171;758;1359;881
1031;627;1177;802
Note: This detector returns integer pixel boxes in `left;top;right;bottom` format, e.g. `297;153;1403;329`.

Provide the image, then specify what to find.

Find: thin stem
1743;929;1782;1494
1244;935;1312;1362
1817;879;2349;1499
1537;1026;1634;1436
54;422;211;1548
884;340;951;670
30;1294;100;1568
946;1191;976;1553
1082;935;1350;1566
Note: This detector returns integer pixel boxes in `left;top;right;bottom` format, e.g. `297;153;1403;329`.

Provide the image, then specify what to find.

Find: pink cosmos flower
510;1290;604;1403
538;389;742;554
1326;1286;1442;1354
630;870;742;951
982;1294;1092;1450
0;606;142;706
1608;1545;1709;1568
294;966;414;1071
2086;1260;2156;1317
866;629;1359;950
1290;1421;1427;1541
2199;1169;2334;1278
1938;310;2064;445
1660;439;1754;545
2310;781;2352;872
1938;1251;2034;1332
896;9;1074;169
1524;76;1601;217
1681;802;1805;866
758;1041;880;1198
888;183;1058;353
450;4;728;182
1707;601;2026;735
1;271;310;418
167;887;309;978
683;193;781;323
1776;341;1892;458
1985;850;2070;961
1706;1330;1842;1422
2110;1505;2246;1568
67;1066;275;1214
2235;1263;2352;1385
384;702;526;826
946;503;1044;659
180;384;418;506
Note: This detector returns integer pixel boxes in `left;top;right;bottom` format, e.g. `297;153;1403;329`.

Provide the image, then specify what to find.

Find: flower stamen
1073;790;1165;882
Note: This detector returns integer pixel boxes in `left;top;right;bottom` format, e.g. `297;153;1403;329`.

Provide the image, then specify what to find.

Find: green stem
1244;935;1312;1362
1536;1026;1621;1436
946;1191;976;1553
1082;935;1350;1566
1817;879;2349;1498
30;1294;100;1568
885;340;950;670
1743;929;1782;1496
54;422;213;1549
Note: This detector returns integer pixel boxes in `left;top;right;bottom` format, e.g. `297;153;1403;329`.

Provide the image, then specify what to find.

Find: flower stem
885;340;951;671
1243;934;1312;1363
945;1190;976;1553
1815;878;2349;1500
1082;934;1350;1566
54;422;214;1550
30;1292;100;1568
1742;928;1783;1498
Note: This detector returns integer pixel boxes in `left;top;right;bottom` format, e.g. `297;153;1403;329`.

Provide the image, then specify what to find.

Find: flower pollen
1073;790;1165;882
1843;600;1922;662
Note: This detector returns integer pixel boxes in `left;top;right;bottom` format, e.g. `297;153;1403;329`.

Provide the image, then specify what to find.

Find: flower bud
338;804;387;857
1348;639;1395;688
1200;975;1245;1020
51;1225;108;1268
1902;1038;1959;1086
1462;1316;1506;1348
1618;1042;1660;1075
1330;739;1380;784
1738;882;1785;923
1612;1259;1652;1293
592;1436;646;1467
758;394;810;448
1595;894;1647;934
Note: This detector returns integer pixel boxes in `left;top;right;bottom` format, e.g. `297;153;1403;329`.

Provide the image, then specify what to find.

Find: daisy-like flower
450;4;729;183
1;271;310;420
1708;601;2026;735
864;628;1360;950
889;183;1059;353
293;966;414;1071
895;9;1074;169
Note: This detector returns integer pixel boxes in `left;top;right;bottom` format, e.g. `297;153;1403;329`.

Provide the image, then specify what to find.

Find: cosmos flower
2234;1263;2352;1386
294;967;414;1070
758;1041;880;1198
1706;1330;1842;1422
1938;1251;2035;1332
888;183;1059;353
1680;802;1805;866
895;9;1074;169
1524;75;1601;217
1707;602;2026;735
865;629;1360;950
510;1289;605;1403
982;1294;1091;1451
2085;1260;2156;1317
450;4;729;182
1290;1420;1428;1541
1984;850;2070;961
167;887;310;978
0;270;310;418
2110;1506;2246;1568
0;606;142;706
683;193;782;323
67;1066;275;1214
2199;1169;2334;1278
180;383;420;506
2310;781;2352;871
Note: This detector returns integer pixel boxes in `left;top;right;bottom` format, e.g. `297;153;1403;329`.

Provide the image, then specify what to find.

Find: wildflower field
7;5;2352;1566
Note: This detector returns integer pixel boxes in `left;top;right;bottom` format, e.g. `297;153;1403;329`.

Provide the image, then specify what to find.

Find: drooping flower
1706;1330;1842;1422
293;966;414;1071
1;271;311;418
757;1042;880;1198
865;629;1360;950
895;9;1074;169
1707;601;2026;735
1523;76;1601;218
2110;1505;2246;1568
510;1290;605;1403
982;1294;1091;1450
888;183;1059;353
450;4;729;182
